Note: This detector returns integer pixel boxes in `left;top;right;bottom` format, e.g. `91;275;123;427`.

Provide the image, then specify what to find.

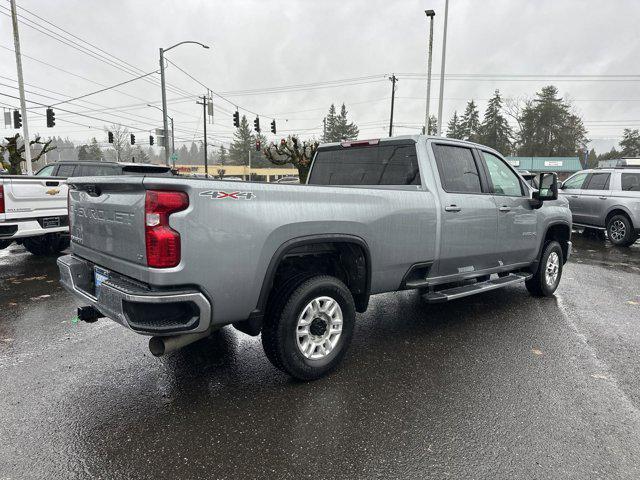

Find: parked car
559;167;640;247
58;135;571;380
1;161;174;255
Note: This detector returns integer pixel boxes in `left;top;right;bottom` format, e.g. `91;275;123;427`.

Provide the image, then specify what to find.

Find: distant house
505;156;583;180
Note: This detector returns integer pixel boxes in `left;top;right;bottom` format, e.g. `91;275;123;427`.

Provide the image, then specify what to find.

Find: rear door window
75;164;101;176
56;164;76;177
432;144;482;193
621;173;640;191
584;173;611;190
307;144;420;186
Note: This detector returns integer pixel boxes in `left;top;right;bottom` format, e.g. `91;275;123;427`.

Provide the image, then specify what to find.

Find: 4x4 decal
199;190;255;200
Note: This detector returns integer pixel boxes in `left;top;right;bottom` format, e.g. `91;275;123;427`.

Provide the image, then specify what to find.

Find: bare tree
0;134;56;174
105;124;130;162
264;136;319;182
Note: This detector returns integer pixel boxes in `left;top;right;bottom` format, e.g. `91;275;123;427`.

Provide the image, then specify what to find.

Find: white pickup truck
0;174;69;255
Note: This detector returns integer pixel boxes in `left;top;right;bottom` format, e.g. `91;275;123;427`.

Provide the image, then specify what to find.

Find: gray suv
560;167;640;246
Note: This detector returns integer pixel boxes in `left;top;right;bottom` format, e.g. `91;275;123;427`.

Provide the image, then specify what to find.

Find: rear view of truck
0;175;69;254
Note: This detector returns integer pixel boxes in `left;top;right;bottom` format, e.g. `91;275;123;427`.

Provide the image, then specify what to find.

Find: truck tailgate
1;176;68;220
69;177;147;266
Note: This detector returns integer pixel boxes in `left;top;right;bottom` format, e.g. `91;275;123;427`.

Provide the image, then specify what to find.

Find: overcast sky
1;0;639;155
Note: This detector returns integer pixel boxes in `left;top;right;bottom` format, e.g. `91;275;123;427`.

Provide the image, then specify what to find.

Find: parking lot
1;233;639;479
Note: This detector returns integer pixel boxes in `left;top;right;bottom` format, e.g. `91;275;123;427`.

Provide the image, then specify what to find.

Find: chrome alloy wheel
296;296;343;360
545;251;560;287
609;220;626;242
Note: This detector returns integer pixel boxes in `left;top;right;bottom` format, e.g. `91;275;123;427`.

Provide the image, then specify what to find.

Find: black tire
0;239;12;250
22;234;69;256
261;275;356;381
525;240;563;297
606;214;638;247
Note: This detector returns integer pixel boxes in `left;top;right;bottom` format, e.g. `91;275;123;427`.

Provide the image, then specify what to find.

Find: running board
422;272;532;303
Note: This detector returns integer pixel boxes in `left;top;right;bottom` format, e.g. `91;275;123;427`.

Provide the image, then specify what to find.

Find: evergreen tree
447;111;464;139
77;145;90;161
587;148;598;169
323;103;359;142
619;128;640;156
87;137;103;160
516;85;588;156
229;115;254;165
189;142;200;163
478;90;512;154
426;115;438;135
178;144;189;164
322;104;337;142
460;100;480;142
219;145;228;165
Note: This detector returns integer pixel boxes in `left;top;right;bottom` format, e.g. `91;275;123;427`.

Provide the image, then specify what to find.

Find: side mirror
557;180;564;189
530;172;558;208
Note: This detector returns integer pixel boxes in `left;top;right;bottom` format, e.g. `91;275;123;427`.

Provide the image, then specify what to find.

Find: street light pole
9;0;33;174
424;9;436;135
436;0;449;137
158;40;209;166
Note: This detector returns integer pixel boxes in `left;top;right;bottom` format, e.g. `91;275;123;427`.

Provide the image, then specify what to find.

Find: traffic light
46;108;55;128
149;135;154;145
130;134;135;145
270;120;276;134
108;131;114;143
253;116;260;133
13;110;21;129
233;110;240;128
255;139;261;151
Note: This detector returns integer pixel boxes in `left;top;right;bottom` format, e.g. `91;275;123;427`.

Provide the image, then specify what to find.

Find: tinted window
621;173;640;191
563;172;588;190
584;173;610;190
308;145;420;186
56;164;76;177
432;144;482;193
121;166;173;176
36;165;55;176
482;151;523;196
75;164;100;177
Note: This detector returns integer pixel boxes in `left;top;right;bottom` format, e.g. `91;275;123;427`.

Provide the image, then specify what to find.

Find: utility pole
322;117;326;141
196;95;208;176
248;148;251;181
388;74;397;137
159;47;170;166
424;9;436;135
436;0;449;136
9;0;33;175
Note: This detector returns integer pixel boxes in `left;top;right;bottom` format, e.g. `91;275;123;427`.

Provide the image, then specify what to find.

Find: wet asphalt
1;234;639;479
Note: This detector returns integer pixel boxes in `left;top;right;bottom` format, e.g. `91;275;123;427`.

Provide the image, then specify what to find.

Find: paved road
1;235;639;479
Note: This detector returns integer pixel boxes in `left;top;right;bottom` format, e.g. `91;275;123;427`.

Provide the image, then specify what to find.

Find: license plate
94;267;109;289
42;216;60;228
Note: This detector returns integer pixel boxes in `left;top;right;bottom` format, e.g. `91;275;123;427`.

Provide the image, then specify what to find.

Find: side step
422;272;532;303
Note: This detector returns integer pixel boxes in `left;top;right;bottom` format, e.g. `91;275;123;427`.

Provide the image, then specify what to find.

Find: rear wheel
607;214;638;247
261;275;355;381
22;234;69;256
526;240;563;297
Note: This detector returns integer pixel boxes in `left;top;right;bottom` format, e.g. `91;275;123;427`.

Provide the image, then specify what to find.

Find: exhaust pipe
149;329;213;356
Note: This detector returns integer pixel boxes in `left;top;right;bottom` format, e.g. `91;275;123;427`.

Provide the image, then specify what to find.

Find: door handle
445;205;461;212
598;196;607;200
570;195;579;199
45;181;59;186
499;206;511;212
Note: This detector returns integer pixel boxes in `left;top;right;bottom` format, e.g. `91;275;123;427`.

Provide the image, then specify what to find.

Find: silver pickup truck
58;135;572;380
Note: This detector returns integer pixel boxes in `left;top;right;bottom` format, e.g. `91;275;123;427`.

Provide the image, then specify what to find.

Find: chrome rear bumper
57;254;212;336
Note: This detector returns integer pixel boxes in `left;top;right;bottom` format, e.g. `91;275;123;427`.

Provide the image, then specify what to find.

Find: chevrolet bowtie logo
45;188;60;195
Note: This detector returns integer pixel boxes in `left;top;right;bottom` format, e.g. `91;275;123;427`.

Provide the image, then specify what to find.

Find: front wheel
526;240;563;297
607;214;638;247
261;275;356;381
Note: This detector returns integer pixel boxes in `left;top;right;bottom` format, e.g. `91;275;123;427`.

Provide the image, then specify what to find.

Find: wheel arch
235;234;371;336
605;206;634;228
535;222;571;266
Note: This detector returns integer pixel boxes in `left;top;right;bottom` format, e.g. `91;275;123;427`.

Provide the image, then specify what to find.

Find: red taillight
0;185;4;214
145;190;189;268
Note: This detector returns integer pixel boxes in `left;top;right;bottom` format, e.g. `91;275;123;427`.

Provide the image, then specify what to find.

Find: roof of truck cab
50;160;169;169
317;135;488;149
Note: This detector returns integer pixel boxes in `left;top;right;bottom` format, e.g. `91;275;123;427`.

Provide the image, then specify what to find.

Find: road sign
170;153;178;163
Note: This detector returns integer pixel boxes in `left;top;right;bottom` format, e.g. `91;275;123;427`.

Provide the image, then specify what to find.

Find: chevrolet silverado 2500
58;135;572;380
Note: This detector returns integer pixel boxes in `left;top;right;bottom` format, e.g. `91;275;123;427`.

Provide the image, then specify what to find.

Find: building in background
506;156;582;180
